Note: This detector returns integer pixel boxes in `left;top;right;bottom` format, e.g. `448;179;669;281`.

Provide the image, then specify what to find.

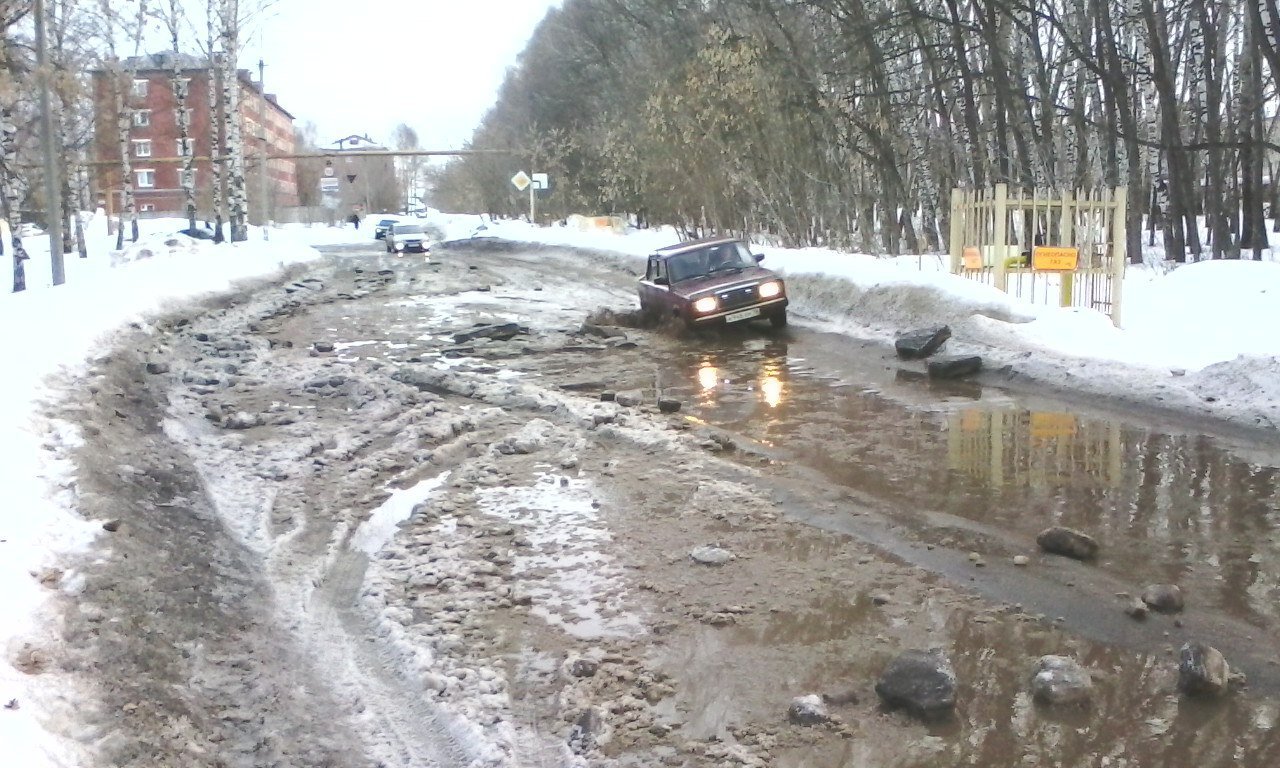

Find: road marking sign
531;172;548;190
511;171;531;191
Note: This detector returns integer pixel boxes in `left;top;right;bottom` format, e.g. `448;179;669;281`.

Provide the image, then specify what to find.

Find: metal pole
260;138;269;239
35;0;64;285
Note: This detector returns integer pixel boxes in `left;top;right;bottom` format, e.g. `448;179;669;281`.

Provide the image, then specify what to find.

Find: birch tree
1;3;30;291
219;0;247;242
158;1;197;233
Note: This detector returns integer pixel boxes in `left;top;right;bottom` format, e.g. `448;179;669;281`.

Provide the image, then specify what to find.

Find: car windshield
667;243;752;282
378;219;396;226
394;224;424;234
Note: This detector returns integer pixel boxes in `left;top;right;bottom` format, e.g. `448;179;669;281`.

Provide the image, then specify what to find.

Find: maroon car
638;237;788;329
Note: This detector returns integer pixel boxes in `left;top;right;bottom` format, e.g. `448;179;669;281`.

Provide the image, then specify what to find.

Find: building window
176;138;192;156
140;204;156;212
179;169;196;187
131;79;148;99
135;169;155;188
133;140;152;158
132;110;151;127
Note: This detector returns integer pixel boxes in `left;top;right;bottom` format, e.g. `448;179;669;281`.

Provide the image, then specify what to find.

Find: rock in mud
895;326;952;360
1124;596;1149;620
102;519;122;533
1178;642;1230;697
787;694;830;725
1036;526;1099;561
145;361;170;375
657;398;682;414
222;411;263;430
1141;584;1185;614
580;322;627;339
1030;655;1092;706
600;391;616;402
567;706;609;755
690;545;734;566
926;355;982;380
874;650;957;720
615;390;644;407
567;657;599;678
313;341;335;353
452;322;521;344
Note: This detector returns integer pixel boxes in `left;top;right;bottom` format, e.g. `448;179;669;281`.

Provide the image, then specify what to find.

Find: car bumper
690;297;787;324
393;242;429;252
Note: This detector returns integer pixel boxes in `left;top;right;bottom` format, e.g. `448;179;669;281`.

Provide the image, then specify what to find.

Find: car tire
769;311;787;329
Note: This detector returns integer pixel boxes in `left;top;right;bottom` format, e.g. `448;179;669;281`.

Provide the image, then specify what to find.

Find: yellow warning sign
1032;246;1079;271
962;247;983;270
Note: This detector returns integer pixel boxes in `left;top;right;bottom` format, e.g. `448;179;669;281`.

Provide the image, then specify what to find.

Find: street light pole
35;0;64;285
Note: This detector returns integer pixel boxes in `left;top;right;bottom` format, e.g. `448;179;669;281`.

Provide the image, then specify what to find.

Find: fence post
1109;186;1128;326
993;183;1008;292
949;187;963;272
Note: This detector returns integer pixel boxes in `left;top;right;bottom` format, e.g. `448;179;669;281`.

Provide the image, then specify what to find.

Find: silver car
385;223;431;254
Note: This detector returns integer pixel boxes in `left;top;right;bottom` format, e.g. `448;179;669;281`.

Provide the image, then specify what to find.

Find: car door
639;256;664;311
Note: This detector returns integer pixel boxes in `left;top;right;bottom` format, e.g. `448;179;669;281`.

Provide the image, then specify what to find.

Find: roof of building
330;134;388;151
101;52;296;121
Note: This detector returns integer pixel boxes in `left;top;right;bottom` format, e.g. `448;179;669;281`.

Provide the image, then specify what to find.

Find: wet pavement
299;242;1280;766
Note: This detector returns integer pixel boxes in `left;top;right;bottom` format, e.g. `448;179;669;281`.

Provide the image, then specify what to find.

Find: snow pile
0;227;323;768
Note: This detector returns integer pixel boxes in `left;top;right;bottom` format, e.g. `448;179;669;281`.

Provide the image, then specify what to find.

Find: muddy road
26;239;1280;767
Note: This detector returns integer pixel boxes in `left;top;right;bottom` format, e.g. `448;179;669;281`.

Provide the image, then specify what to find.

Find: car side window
654;259;667;282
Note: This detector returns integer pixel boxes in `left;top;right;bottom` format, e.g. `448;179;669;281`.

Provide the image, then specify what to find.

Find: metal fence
948;184;1128;324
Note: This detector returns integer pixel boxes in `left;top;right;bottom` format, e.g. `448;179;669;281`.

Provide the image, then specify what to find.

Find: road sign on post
511;171;531;191
346;174;357;184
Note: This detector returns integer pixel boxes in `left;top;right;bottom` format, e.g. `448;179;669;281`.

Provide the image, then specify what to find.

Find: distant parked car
637;237;787;329
385;222;431;255
374;218;397;240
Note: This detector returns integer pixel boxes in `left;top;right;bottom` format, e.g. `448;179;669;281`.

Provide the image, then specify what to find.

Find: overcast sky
234;0;562;150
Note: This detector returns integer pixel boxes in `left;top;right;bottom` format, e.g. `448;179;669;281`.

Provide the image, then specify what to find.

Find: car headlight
758;280;782;298
395;243;404;250
693;296;718;314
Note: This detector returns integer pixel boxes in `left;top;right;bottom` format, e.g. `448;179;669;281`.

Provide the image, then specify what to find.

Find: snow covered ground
2;207;1279;764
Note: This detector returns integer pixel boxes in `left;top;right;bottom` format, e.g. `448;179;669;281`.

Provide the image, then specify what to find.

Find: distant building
90;52;299;222
320;133;400;216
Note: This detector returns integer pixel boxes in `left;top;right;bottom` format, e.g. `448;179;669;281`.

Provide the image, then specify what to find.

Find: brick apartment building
91;52;299;222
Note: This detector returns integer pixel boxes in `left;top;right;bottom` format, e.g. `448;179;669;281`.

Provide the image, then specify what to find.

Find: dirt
20;241;1280;767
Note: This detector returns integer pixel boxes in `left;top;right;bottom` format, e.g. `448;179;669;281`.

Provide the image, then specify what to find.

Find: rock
787;694;830;725
895;326;952;360
452;322;522;344
871;592;891;606
1124;596;1149;620
600;391;616;402
615;390;644;407
1012;555;1030;566
690;545;734;566
194;332;210;342
1030;655;1093;706
580;322;627;339
1141;584;1184;614
874;650;957;720
926;355;982;380
567;706;608;755
1036;526;1099;561
1179;643;1230;697
313;341;335;353
657;398;682;414
223;411;263;430
145;361;170;375
568;657;599;678
102;519;122;533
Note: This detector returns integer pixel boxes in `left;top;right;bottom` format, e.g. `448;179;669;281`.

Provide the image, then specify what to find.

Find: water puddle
476;474;643;640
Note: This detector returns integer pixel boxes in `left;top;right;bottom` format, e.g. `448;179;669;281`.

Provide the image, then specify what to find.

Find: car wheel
769;311;787;329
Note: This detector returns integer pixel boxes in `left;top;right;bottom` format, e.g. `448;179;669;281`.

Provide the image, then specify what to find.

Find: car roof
653;236;743;258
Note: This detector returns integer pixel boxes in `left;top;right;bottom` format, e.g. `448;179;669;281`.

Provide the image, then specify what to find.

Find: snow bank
0;219;322;768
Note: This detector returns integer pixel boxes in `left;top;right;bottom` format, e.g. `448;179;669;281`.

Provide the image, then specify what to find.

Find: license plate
724;308;761;323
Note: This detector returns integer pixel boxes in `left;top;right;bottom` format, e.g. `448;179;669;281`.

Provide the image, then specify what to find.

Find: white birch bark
207;3;224;242
220;0;247;241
